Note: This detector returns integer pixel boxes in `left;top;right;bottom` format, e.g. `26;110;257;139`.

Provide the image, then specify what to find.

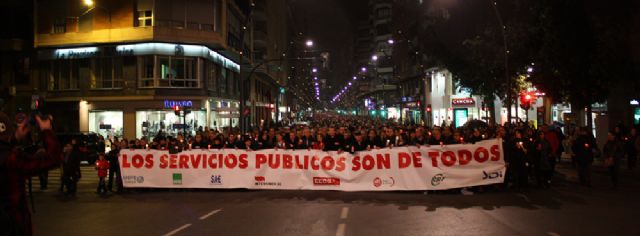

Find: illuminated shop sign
115;43;240;72
54;47;98;59
164;100;193;109
451;98;475;106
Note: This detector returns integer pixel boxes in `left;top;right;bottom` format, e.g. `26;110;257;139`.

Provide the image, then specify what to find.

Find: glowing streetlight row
331;76;359;104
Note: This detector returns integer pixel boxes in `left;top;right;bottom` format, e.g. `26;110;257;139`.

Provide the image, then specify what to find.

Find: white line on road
163;223;192;236
340;207;349;219
199;209;222;220
335;223;346;236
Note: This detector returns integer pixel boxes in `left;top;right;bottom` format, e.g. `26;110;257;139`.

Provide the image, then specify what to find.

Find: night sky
289;0;368;93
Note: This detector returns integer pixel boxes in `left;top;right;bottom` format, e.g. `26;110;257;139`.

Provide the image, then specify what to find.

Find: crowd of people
76;114;639;193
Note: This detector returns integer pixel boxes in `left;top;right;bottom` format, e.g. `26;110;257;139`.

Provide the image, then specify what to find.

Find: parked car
56;132;100;164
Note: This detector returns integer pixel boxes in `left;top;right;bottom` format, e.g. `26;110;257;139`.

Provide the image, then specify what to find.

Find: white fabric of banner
119;139;505;191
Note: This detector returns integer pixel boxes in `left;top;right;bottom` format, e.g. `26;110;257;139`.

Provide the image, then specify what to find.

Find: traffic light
426;104;432;113
174;105;181;115
417;100;422;108
520;92;536;110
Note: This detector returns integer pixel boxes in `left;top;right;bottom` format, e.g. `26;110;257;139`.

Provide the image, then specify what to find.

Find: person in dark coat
509;129;529;191
106;141;123;192
0;113;62;236
572;127;596;187
535;131;553;188
603;132;624;189
323;127;344;151
62;143;82;196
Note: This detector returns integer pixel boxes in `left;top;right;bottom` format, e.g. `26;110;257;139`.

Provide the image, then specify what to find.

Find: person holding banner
323;127;344;152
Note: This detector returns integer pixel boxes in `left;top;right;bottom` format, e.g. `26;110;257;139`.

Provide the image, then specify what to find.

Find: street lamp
361;67;367;72
305;40;314;47
371;55;379;61
387;39;395;45
83;0;94;7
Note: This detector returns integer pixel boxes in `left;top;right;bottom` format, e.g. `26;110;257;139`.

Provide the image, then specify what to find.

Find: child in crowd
95;153;110;194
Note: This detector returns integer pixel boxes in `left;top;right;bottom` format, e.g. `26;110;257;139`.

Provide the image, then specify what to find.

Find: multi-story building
30;0;288;140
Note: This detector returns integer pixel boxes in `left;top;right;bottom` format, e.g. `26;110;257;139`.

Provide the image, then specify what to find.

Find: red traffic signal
174;105;181;115
426;104;432;112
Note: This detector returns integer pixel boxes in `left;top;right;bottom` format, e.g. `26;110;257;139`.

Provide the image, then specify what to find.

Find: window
206;61;218;92
139;56;155;87
91;57;123;89
377;8;391;18
148;56;200;88
137;10;153;27
48;60;79;90
220;68;227;94
53;18;66;34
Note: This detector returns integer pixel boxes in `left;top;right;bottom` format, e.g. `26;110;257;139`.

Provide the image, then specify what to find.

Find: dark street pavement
29;161;640;236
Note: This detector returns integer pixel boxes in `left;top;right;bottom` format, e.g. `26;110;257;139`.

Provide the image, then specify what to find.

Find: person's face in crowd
385;128;394;137
539;132;545;140
608;132;615;141
159;139;166;146
121;140;128;148
177;134;184;141
328;128;336;136
497;127;506;138
368;130;376;139
316;134;323;142
416;129;423;137
515;131;523;139
269;128;276;137
303;128;311;137
289;132;296;140
98;154;105;161
453;132;461;141
433;130;442;139
195;134;202;142
276;134;284;142
473;129;481;137
355;134;363;142
443;128;452;137
64;144;73;153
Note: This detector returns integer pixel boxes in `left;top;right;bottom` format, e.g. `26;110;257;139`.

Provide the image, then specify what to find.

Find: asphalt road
29;163;640;236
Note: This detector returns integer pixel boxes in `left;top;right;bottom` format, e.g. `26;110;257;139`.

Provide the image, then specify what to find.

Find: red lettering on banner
225;154;238;168
362;154;375;170
441;151;456;166
377;154;391;169
429;151;440;167
321;156;335;170
207;154;217;168
145;154;154;168
311;156;320;170
268;154;280;169
412;152;422;167
239;154;248;169
189;154;202;168
169;155;178;168
490;145;501;161
398;152;411;168
352;156;361;171
256;154;267;168
132;154;144;168
336;157;346;171
474;147;489;163
160;154;168;168
458;150;472;165
179;154;189;168
121;154;130;168
283;154;293;169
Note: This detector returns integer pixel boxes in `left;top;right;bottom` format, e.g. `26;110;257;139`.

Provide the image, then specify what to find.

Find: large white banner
119;139;505;191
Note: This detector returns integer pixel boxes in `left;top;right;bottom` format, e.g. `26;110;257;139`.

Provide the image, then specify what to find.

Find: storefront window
48;60;80;90
89;111;124;139
136;110;205;138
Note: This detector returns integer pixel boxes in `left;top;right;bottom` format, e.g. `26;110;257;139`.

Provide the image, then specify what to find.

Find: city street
31;162;640;236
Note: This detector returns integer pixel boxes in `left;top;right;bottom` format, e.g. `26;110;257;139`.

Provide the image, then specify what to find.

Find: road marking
340;207;349;219
163;224;192;236
548;232;561;236
199;209;222;220
335;223;346;236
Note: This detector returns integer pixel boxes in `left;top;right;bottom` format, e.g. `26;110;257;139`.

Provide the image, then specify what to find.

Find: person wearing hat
0;112;62;235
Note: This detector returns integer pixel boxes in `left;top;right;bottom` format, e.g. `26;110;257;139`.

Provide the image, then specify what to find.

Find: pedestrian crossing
28;165;101;192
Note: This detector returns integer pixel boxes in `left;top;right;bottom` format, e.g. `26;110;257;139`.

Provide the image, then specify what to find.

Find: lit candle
188;143;192;150
208;144;211;150
145;144;149;150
